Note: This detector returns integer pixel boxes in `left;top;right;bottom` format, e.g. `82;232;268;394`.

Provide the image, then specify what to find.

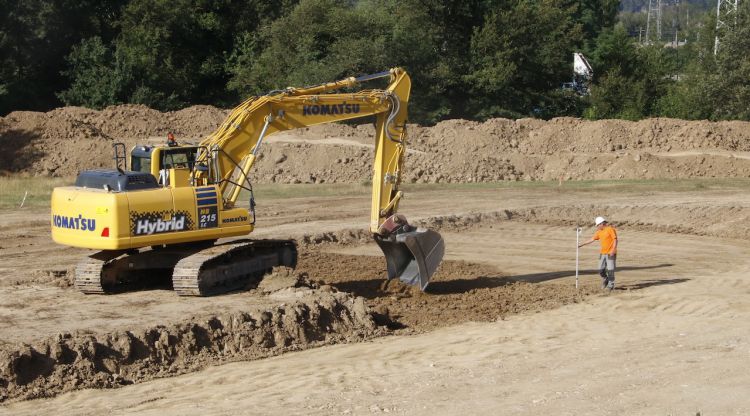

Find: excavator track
172;240;297;296
74;240;297;296
74;252;122;294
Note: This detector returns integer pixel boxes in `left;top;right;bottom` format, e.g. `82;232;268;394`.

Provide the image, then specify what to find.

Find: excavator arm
195;68;443;289
197;70;405;228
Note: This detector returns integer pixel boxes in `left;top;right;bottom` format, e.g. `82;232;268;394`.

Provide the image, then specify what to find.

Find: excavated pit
0;247;601;403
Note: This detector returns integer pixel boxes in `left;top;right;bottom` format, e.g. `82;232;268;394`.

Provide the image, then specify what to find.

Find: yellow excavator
51;68;444;296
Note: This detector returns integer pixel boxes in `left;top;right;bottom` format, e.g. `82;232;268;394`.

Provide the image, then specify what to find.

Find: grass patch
246;183;371;200
0;176;72;208
5;176;750;209
402;178;750;193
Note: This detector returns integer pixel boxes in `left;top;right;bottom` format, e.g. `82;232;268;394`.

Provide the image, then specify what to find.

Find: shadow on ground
511;264;675;283
617;278;690;290
313;250;679;299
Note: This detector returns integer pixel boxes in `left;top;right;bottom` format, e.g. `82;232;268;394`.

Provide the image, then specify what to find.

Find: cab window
131;156;151;173
161;149;196;169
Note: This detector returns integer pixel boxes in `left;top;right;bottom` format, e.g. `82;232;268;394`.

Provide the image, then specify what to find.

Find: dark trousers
598;254;616;282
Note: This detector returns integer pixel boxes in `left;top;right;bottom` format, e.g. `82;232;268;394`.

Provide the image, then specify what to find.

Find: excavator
51;68;445;296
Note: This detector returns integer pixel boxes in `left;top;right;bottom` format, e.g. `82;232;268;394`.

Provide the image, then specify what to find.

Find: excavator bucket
375;228;445;291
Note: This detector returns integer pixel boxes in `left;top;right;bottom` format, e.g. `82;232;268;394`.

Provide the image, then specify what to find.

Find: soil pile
0;105;227;176
0;284;381;402
3;105;750;181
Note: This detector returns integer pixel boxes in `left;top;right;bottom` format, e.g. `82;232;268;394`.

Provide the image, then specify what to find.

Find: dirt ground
2;106;750;414
2;183;750;414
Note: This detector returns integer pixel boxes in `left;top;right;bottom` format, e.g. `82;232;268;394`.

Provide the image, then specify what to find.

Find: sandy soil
5;226;749;416
2;105;750;413
1;184;750;414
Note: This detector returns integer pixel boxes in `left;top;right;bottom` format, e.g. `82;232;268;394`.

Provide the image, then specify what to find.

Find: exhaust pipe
374;215;445;291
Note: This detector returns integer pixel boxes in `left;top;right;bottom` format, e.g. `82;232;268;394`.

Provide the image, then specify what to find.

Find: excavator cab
129;144;200;187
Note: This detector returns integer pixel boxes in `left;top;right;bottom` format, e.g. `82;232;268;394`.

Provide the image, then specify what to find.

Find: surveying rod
575;227;582;289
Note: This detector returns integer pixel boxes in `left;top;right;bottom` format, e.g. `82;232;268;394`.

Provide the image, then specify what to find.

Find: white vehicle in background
563;52;593;95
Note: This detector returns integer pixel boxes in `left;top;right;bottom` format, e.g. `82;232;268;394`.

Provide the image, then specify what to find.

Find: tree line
1;0;748;124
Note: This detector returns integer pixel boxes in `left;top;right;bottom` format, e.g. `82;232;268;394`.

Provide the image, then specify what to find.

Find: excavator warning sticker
130;210;194;236
198;206;218;229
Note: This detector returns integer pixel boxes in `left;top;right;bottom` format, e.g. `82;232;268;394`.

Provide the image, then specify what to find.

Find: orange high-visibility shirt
594;226;617;255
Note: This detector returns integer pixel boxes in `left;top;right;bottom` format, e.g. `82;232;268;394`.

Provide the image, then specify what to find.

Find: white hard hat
595;216;606;226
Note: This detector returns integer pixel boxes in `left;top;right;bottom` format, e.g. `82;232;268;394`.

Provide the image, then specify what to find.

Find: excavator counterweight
51;68;444;295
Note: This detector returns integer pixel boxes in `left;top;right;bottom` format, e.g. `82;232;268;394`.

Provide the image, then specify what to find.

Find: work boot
601;278;609;289
607;281;615;291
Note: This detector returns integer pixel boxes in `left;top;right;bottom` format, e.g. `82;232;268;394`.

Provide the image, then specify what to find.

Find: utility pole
714;0;740;54
646;0;663;45
675;0;682;44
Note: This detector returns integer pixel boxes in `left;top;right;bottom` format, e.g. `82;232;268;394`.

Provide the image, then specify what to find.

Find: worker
578;216;618;290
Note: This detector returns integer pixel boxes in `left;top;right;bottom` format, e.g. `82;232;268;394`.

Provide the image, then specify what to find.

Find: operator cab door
129;146;199;187
130;146;154;175
159;147;198;187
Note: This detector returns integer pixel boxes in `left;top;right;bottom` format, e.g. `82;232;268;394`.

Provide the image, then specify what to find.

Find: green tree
656;3;750;121
225;0;461;124
0;0;125;115
57;37;124;108
227;0;391;94
59;0;297;111
588;24;639;80
112;0;234;109
586;23;677;119
466;0;585;119
7;0;648;122
576;0;619;47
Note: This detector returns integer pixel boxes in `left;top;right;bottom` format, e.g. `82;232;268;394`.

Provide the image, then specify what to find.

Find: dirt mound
0;285;380;402
0;105;228;176
3;104;750;180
